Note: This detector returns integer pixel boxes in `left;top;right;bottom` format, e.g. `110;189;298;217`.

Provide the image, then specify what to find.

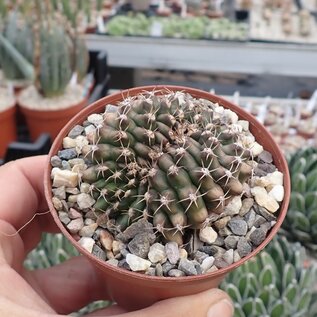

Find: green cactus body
38;21;72;97
281;148;317;255
221;236;317;317
80;91;258;245
0;11;33;80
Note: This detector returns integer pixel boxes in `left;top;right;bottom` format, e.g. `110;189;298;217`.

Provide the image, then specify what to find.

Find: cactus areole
47;86;289;279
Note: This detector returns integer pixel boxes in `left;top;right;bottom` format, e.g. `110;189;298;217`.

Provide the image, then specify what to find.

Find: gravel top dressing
50;90;285;277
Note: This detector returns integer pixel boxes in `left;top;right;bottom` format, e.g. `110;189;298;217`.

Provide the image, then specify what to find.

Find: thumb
84;289;234;317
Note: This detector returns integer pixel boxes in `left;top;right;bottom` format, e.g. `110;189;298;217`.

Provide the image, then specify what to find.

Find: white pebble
88;113;104;126
67;218;84;234
251;186;279;213
179;248;188;259
52;168;78;188
78;237;95;253
80;183;91;193
199;226;218;244
250;142;264;157
265;171;284;186
77;193;96;209
126;253;152;272
79;223;98;237
63;137;77;149
148;243;167;264
268;185;284;202
201;256;215;273
224;196;242;216
237;120;249;131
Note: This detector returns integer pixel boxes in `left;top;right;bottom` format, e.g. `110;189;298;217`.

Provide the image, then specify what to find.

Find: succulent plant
25;233;108;316
0;10;34;81
0;1;89;98
70;90;276;246
281;147;317;254
221;235;317;317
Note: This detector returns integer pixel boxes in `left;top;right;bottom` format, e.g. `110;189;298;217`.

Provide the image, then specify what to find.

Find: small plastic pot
44;85;290;311
19;97;87;142
0;103;17;158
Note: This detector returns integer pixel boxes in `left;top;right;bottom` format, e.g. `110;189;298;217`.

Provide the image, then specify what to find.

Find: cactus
73;90;279;246
0;10;34;81
281;147;317;255
221;235;317;317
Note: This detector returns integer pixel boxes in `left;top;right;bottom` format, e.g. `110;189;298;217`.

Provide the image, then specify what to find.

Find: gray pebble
106;258;119;267
155;263;163;276
254;215;267;227
146;267;156;276
58;211;70;225
199;246;226;256
120;248;129;258
52;186;66;200
178;258;198;276
214;258;230;269
258;150;273;163
61;160;71;170
118;259;130;270
168;269;186;277
233;250;241;263
224;235;240;249
214;216;231;230
61;199;69;212
50;155;62;168
117;219;154;242
213;236;225;247
194;251;209;264
257;206;277;222
165;242;180;265
257;163;276;174
162;261;176;275
260;222;272;233
92;244;106;261
223;249;234;265
195;263;203;275
250;228;267;246
228;218;248;236
239;198;254;217
218;226;232;237
128;233;151;259
237;237;252;257
254;167;267;177
244;210;256;229
58;149;77;160
68;125;84;138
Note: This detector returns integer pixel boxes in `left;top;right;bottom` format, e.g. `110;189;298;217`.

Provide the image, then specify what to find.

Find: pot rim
44;85;290;283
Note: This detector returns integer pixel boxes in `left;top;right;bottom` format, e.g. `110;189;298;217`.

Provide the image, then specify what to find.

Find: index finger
0;155;58;253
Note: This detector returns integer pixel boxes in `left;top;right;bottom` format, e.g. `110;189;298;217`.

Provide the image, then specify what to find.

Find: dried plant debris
50;90;285;276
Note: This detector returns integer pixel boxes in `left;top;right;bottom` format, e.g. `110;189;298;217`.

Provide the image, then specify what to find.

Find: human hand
0;155;233;317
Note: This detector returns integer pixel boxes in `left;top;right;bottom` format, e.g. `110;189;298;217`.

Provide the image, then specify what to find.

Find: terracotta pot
19;98;87;142
44;85;291;311
0;103;17;158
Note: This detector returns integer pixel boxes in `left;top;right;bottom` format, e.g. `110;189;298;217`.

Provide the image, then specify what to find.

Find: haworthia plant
221;235;317;317
25;233;109;316
281;147;317;255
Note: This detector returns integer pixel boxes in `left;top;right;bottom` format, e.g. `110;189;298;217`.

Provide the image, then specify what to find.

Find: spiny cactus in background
221;236;317;317
35;20;73;97
78;90;266;246
0;10;34;81
281;147;317;255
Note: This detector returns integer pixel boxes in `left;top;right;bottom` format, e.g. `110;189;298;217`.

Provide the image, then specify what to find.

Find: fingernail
207;299;234;317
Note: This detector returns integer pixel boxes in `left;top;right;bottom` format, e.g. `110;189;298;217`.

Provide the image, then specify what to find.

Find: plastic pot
44;85;291;311
19;97;87;142
0;103;17;158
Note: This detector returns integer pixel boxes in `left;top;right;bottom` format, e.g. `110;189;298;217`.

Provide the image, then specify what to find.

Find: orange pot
19;98;87;142
0;104;17;158
44;85;291;311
